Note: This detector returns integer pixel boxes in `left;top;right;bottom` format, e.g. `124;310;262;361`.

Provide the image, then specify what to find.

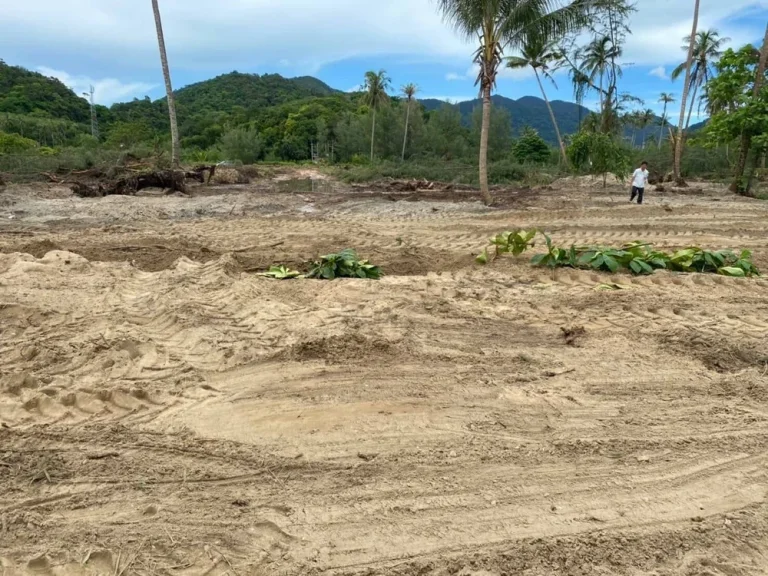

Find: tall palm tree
401;83;418;161
436;0;589;205
671;29;729;130
674;0;701;183
151;0;180;168
506;35;568;166
581;36;612;114
658;92;675;149
638;108;655;148
362;70;391;162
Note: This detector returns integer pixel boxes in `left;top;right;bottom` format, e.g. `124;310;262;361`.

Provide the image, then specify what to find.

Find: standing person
630;161;649;204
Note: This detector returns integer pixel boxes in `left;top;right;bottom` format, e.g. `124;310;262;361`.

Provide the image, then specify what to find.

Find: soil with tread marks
1;172;767;576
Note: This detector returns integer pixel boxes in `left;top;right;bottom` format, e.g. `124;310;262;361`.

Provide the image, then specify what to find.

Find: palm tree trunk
370;107;376;162
674;0;700;183
535;70;568;167
598;72;604;116
658;103;667;150
479;85;492;206
401;101;411;162
152;0;180;168
685;80;699;130
731;22;768;194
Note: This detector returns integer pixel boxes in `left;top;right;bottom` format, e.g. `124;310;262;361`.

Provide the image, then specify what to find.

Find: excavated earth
1;173;767;576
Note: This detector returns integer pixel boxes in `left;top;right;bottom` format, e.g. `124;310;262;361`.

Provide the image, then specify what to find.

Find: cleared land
1;172;767;576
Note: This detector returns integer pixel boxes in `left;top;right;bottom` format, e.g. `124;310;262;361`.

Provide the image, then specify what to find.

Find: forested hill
172;72;339;113
1;60;671;160
0;60;90;122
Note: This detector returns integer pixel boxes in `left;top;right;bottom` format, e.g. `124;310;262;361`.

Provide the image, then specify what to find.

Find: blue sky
2;0;767;120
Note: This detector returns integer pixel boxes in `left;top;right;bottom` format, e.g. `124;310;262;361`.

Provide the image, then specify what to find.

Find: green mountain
421;95;666;146
172;72;339;113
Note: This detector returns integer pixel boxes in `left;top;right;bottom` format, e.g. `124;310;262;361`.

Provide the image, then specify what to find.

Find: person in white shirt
630;161;649;204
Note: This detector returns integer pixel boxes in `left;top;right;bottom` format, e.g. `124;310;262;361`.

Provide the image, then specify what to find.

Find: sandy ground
1;173;768;576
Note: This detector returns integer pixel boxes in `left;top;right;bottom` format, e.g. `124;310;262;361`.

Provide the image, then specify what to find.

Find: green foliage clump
0;131;38;153
513;127;551;163
477;230;761;278
568;131;632;185
219;127;263;164
307;249;382;280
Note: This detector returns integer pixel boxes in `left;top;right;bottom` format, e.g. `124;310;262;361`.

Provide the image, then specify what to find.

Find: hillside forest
0;0;766;197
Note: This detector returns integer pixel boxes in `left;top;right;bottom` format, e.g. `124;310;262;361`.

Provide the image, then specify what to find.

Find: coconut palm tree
506;35;568;166
435;0;589;205
362;70;391;162
658;92;675;149
671;28;729;130
151;0;180;168
638;108;655;148
674;0;701;183
401;83;418;161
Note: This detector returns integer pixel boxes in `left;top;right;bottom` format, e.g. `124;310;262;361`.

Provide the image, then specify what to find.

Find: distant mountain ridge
421;94;667;146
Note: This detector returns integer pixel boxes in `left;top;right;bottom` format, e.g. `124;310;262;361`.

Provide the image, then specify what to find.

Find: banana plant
259;265;301;279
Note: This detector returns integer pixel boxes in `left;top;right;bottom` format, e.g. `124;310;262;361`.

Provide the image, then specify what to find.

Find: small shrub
0;131;38;153
307;249;382;280
259;265;301;279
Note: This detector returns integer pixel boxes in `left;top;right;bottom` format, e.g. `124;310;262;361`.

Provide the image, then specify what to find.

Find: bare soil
1;171;768;576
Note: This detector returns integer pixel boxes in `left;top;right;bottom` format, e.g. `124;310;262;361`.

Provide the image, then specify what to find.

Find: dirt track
1;174;768;576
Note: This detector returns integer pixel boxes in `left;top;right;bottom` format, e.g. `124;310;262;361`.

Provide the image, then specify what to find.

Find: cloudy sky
1;0;766;118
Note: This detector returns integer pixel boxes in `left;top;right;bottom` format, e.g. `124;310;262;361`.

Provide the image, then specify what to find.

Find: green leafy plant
476;229;760;278
307;249;382;280
259;265;301;279
476;229;536;264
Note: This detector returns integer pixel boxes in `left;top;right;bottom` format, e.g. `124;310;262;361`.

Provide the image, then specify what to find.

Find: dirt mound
8;239;61;258
210;167;251;185
658;327;768;373
282;332;400;363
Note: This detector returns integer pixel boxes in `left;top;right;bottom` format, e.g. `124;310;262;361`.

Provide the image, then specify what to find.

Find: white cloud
649;66;669;80
1;0;766;94
445;72;465;81
37;66;155;105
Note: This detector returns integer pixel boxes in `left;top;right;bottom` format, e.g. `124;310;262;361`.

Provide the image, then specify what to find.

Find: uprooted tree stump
70;170;188;198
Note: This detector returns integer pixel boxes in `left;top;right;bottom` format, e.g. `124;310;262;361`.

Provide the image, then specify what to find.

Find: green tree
513;127;551;163
151;0;181;168
638;108;655;148
401;83;418;160
361;70;391;161
0;131;38;153
506;35;568;166
219;126;263;163
672;28;729;130
658;92;675;149
424;105;471;160
568;130;631;187
435;0;589;205
706;39;768;195
471;105;512;161
674;0;701;183
105;121;154;148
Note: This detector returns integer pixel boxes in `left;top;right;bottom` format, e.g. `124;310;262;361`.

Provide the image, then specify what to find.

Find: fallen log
70;170;187;198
